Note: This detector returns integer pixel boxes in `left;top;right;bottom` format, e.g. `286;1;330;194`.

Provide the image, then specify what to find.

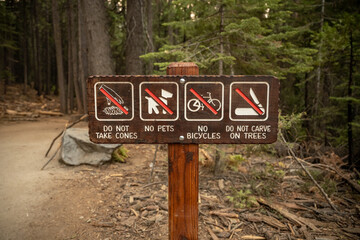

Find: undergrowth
227;189;259;209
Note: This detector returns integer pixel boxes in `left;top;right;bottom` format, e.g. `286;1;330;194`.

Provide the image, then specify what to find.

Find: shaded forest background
1;0;359;168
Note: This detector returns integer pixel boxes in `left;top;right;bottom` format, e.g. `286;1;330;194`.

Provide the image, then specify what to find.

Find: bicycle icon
187;92;221;112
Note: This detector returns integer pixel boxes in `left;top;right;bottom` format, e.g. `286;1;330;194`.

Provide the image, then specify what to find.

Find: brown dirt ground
0;85;359;240
1;117;360;240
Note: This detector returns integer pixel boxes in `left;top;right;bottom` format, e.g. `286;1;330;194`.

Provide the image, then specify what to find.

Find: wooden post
167;62;199;240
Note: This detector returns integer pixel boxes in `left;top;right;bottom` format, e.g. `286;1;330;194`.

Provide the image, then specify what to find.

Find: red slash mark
145;88;174;115
99;87;129;115
189;88;218;115
235;88;263;115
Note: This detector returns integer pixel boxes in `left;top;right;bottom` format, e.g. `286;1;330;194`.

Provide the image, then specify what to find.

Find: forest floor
0;85;360;240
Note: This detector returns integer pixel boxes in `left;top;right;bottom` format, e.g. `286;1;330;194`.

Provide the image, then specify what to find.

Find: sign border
184;81;225;122
88;75;279;144
229;81;269;122
94;81;134;121
139;81;180;121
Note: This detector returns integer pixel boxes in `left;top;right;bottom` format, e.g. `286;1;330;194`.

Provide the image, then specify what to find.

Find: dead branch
201;148;214;163
207;227;219;240
36;110;63;116
280;133;338;212
41;142;61;170
229;222;243;239
45;114;88;157
209;211;239;218
354;168;360;178
44;122;68;158
240;236;265;240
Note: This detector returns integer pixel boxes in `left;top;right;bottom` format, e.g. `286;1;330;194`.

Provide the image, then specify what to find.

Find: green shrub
112;146;128;163
227;189;259;209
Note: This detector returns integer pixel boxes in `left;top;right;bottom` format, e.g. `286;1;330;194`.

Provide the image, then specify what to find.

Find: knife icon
250;88;265;115
235;88;265;116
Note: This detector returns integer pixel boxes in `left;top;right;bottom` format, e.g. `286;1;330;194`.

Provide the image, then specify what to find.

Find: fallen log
36;110;63;116
6;109;33;116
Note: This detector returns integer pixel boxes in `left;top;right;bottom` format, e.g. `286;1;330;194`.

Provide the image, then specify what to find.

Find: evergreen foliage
1;0;359;166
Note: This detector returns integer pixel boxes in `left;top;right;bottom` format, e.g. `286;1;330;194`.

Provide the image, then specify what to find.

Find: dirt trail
0;117;160;240
0;118;70;239
1;117;359;240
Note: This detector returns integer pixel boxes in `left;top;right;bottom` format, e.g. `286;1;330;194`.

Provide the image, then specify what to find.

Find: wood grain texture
168;144;199;240
167;62;199;240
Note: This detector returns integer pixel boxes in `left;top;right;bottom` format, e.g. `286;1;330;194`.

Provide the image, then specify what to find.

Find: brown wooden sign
88;75;279;144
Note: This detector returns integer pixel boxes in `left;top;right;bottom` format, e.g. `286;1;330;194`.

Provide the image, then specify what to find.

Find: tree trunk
46;2;51;95
214;3;225;174
67;0;74;113
125;0;145;74
146;0;154;74
314;0;325;124
82;0;114;75
303;73;311;138
36;0;43;94
3;47;7;95
70;0;83;113
22;0;28;94
167;0;174;45
219;3;224;75
32;0;40;94
52;0;67;113
0;13;4;95
348;30;354;167
78;0;88;112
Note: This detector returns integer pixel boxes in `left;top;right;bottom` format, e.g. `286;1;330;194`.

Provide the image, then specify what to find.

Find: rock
61;128;120;166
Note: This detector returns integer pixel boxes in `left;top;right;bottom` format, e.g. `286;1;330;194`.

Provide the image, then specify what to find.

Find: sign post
167;62;199;240
87;62;279;240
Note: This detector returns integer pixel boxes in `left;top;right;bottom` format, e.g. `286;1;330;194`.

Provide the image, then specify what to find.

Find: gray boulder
61;128;119;166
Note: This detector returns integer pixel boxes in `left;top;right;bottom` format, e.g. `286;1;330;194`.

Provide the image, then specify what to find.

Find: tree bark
167;0;174;45
146;0;154;74
83;0;114;75
219;3;224;75
32;0;40;94
35;0;43;94
46;1;51;95
67;0;74;112
303;73;311;138
314;0;325;123
348;30;354;166
70;0;83;113
214;3;225;174
52;0;67;113
22;0;28;94
125;0;145;74
78;0;88;112
3;46;7;95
